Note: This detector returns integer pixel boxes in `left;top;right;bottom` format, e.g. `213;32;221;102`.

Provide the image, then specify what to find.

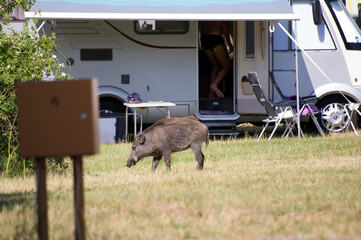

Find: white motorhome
23;0;361;134
273;0;361;132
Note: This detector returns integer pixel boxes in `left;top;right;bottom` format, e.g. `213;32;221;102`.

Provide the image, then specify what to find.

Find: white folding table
124;101;176;138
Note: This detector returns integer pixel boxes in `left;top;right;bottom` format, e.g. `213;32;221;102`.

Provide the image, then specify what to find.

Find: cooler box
99;112;125;144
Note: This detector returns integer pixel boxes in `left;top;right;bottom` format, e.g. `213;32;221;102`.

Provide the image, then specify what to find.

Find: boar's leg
163;152;172;171
191;144;204;171
152;155;162;171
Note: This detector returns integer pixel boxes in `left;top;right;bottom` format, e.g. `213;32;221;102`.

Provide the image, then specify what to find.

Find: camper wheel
99;96;125;113
316;95;352;132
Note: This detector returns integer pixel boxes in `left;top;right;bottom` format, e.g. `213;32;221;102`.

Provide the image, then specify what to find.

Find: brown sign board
17;79;99;158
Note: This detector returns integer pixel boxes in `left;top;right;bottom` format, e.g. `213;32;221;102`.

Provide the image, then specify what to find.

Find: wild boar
126;116;209;171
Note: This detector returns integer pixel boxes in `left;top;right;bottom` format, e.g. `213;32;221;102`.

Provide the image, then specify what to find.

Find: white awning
25;0;299;21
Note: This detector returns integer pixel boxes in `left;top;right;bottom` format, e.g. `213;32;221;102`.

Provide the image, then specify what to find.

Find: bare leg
209;44;232;98
204;49;221;98
152;155;162;171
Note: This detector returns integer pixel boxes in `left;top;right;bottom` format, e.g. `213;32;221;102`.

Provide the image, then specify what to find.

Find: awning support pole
294;21;301;139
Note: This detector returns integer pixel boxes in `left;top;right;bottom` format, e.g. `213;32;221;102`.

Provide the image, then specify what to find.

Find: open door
198;21;236;116
237;21;270;118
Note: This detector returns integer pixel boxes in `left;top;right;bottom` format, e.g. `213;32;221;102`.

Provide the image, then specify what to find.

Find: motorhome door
198;21;236;116
237;21;269;118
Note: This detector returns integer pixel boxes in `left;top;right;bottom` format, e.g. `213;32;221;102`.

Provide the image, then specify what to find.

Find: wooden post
73;156;85;240
17;80;98;240
35;157;49;240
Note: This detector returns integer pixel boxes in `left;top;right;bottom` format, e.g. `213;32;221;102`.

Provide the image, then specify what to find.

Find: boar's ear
139;134;146;144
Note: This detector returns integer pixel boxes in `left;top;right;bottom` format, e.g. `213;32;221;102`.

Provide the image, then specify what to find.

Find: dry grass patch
1;134;361;239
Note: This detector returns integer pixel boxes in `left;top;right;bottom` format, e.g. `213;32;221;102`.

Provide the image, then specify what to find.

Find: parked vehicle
272;0;361;132
23;0;361;133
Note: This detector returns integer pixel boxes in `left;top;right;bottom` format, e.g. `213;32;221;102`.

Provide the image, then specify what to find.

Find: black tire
99;96;125;113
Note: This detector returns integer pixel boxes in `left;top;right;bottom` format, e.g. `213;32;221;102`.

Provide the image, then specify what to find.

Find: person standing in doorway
201;21;233;98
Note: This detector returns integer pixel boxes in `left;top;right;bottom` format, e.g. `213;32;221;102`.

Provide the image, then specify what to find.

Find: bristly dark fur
127;116;209;171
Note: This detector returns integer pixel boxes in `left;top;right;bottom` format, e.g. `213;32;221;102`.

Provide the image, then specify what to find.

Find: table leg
165;107;170;118
134;109;137;137
125;107;129;140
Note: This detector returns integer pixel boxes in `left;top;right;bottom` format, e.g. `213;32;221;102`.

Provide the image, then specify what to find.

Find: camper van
23;0;361;135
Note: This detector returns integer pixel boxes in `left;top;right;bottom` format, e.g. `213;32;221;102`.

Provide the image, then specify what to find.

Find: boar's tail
205;133;209;147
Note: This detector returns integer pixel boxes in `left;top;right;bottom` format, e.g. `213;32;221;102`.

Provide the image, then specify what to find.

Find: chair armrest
273;99;297;107
300;96;319;104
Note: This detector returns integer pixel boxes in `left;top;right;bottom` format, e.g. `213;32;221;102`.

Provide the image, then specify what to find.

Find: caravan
23;0;361;134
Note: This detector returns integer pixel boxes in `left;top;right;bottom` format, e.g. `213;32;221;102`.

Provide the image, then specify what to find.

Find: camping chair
248;72;299;141
269;71;324;137
298;97;325;137
269;71;286;100
344;102;361;136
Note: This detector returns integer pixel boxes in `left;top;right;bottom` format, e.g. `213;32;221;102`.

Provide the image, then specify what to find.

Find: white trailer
24;0;361;134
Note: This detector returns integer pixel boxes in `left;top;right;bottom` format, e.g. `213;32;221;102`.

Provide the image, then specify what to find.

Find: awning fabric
25;0;298;20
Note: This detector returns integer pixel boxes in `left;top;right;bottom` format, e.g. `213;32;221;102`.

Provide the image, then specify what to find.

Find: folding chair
299;97;324;137
270;71;324;137
248;72;299;141
344;102;361;136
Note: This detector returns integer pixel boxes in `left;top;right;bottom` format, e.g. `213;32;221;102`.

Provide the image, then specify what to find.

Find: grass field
1;133;361;239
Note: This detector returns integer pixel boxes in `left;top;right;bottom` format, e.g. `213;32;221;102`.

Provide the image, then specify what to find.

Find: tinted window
246;21;255;58
327;0;361;50
135;21;189;34
80;49;112;61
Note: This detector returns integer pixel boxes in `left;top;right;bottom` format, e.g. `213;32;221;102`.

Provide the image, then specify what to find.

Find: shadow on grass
236;122;324;139
0;192;34;212
0;192;36;238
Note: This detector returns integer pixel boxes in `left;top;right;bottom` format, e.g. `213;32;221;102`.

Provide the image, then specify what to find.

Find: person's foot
209;91;217;98
210;83;224;98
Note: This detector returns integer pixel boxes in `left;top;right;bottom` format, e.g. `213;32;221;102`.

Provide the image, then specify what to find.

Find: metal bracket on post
269;21;277;33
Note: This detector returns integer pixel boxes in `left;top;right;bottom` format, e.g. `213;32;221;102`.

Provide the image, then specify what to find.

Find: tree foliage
0;0;36;31
1;1;72;175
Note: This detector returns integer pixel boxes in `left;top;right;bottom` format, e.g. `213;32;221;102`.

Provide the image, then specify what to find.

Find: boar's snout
126;157;137;168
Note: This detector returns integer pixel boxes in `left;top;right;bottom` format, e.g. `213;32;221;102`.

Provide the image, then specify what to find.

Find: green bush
0;0;36;31
1;3;72;175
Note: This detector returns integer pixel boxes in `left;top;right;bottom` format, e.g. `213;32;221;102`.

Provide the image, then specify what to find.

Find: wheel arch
314;83;361;104
98;86;129;113
98;86;129;102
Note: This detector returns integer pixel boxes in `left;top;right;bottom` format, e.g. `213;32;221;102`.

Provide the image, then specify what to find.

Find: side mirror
312;0;322;25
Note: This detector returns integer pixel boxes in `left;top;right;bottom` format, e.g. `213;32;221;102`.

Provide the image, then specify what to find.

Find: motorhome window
134;21;189;34
292;0;335;50
246;21;255;58
80;49;112;61
326;0;361;50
